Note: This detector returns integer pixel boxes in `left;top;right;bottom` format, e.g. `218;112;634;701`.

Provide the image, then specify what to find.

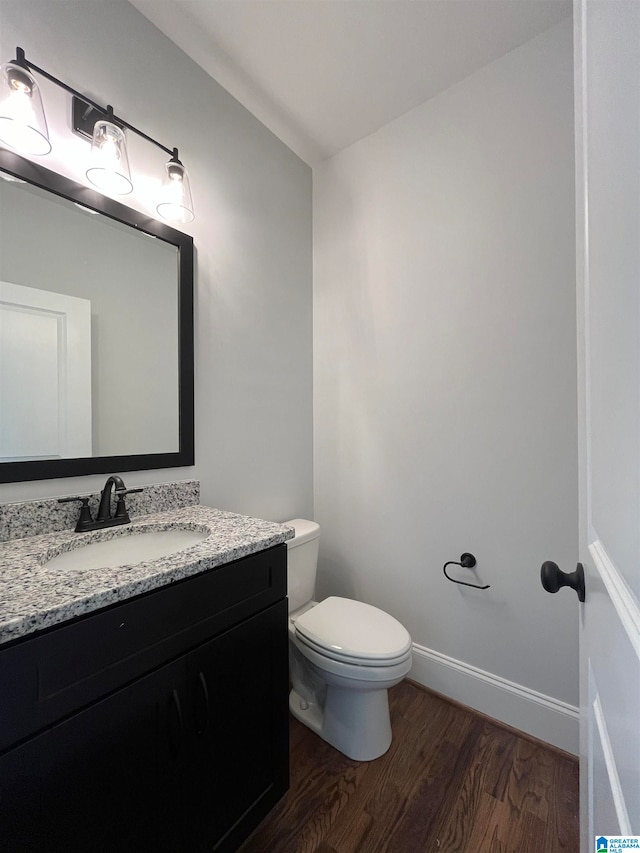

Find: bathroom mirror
0;148;194;483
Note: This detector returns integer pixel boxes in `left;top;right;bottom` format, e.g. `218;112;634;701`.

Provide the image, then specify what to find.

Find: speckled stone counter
0;505;293;645
0;480;200;542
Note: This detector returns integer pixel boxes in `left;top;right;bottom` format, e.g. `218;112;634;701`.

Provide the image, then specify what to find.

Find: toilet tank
284;518;320;613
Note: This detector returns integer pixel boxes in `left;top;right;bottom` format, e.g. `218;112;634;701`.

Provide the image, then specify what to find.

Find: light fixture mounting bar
14;47;175;158
72;98;119;140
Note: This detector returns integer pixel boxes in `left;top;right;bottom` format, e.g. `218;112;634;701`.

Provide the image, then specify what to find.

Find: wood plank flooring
238;680;579;853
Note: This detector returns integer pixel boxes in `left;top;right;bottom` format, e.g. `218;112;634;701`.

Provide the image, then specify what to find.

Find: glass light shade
0;62;51;155
156;158;194;224
85;119;133;195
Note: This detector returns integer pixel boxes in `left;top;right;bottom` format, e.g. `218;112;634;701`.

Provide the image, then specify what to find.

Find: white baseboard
409;643;579;755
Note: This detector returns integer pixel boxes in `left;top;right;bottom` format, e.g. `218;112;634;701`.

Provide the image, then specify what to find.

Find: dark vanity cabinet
0;545;289;853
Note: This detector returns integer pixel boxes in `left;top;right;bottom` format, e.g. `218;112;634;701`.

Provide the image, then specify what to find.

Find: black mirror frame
0;148;194;484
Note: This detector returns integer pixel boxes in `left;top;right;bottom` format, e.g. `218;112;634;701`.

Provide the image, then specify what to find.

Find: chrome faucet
59;475;143;532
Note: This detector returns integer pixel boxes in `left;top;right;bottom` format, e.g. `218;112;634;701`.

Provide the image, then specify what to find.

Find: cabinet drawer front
0;544;286;752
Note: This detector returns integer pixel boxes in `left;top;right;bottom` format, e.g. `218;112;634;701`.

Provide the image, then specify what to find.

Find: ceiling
129;0;572;166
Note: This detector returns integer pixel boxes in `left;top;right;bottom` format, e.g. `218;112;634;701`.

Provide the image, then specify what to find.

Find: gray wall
313;22;579;708
0;1;579;744
0;0;313;522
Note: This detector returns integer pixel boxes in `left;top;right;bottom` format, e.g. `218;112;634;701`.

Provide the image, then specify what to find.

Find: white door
574;1;640;850
0;281;92;460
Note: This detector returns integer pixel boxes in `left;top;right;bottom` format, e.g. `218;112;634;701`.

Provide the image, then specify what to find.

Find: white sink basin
43;529;208;571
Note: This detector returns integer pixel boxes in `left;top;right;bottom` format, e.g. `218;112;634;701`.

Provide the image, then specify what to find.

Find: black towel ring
443;553;490;590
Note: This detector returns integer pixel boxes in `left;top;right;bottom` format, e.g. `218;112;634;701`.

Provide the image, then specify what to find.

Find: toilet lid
293;597;412;664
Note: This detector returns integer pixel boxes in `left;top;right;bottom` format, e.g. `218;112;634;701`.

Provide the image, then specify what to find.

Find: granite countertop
0;505;294;646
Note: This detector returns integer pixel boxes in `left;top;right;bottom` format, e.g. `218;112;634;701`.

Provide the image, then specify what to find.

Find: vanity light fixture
156;149;195;224
0;47;195;223
0;58;50;155
85;108;133;196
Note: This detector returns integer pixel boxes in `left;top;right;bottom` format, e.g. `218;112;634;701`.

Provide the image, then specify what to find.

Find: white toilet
285;518;412;761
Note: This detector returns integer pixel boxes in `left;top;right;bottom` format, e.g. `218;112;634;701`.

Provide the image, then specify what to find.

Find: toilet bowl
285;519;412;761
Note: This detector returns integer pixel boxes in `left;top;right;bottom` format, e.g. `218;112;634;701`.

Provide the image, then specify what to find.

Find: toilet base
289;684;392;761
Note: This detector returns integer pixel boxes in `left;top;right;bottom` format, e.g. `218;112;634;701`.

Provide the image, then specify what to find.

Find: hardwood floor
238;680;579;853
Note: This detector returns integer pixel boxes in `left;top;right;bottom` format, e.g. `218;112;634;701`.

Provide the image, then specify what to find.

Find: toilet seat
292;632;413;684
293;596;412;666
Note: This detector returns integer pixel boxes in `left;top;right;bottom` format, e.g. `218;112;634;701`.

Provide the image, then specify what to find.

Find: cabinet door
188;600;289;853
0;657;186;853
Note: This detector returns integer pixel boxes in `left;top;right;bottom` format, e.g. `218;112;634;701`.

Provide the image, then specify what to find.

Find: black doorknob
540;561;585;602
